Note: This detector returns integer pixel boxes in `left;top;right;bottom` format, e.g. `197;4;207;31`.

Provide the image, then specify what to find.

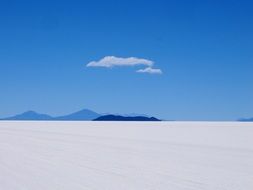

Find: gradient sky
0;0;252;120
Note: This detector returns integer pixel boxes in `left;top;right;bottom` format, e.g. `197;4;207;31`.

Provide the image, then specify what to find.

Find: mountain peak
23;111;39;115
54;109;100;121
2;111;52;120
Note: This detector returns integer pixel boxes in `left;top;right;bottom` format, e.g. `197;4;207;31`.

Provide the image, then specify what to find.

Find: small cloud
87;56;153;68
86;55;162;74
136;67;162;74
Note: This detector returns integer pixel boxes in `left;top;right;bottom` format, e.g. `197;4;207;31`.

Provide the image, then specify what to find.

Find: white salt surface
0;121;252;190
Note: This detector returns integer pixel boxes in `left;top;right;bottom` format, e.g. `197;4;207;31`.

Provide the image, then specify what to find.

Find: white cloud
87;56;153;67
136;67;162;74
86;56;162;74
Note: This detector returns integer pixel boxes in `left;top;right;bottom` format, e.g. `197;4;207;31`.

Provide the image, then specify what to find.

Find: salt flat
0;121;252;190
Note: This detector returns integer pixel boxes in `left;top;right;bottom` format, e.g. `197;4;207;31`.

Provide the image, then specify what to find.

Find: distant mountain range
238;118;253;122
94;115;161;121
1;109;101;121
1;109;160;121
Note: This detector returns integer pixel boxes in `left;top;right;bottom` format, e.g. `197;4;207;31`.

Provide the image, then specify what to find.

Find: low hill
94;114;161;121
238;118;253;122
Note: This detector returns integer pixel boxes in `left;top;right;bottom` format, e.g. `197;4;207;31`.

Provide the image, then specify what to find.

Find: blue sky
0;0;252;120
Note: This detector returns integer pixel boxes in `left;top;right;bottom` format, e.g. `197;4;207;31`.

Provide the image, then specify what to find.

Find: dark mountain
53;109;100;121
238;118;253;122
2;111;53;120
93;114;161;121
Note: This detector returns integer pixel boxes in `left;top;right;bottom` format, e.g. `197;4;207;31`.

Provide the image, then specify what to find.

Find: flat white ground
0;121;253;190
